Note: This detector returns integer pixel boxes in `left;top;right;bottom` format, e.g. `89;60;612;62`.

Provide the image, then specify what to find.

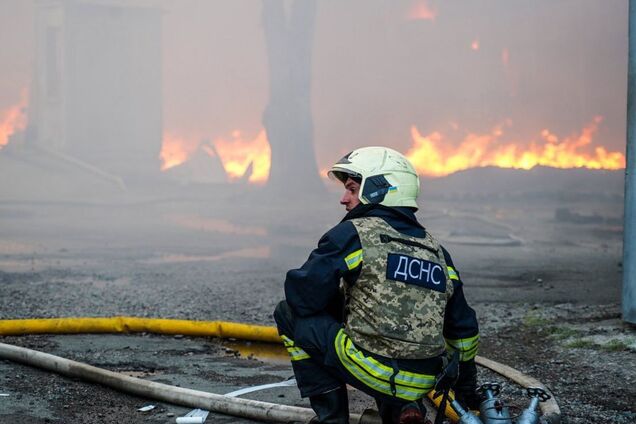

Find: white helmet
328;146;420;208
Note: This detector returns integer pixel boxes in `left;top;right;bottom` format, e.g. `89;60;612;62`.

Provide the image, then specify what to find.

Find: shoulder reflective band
445;334;479;361
447;266;459;281
281;335;310;361
344;249;363;271
334;329;435;401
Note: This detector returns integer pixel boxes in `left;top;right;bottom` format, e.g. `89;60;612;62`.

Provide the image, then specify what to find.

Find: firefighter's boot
399;401;430;424
309;387;349;424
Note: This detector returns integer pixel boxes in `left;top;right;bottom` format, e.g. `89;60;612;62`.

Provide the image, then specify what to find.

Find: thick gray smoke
0;1;627;178
0;0;626;267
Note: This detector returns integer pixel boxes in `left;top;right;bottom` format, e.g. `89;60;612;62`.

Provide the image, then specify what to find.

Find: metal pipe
624;0;636;324
474;357;560;424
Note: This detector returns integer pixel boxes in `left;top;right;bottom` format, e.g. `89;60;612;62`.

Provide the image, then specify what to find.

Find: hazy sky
0;0;628;171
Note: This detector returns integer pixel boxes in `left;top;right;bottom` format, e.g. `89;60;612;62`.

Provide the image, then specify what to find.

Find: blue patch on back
386;253;446;293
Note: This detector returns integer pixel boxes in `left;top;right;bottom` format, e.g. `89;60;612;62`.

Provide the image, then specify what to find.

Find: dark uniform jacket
284;203;479;361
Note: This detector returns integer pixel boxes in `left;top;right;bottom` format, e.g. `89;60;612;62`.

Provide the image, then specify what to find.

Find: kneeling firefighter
273;147;480;424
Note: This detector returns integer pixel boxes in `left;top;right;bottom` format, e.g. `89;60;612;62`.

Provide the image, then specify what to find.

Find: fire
406;116;625;177
160;129;271;184
501;48;510;66
159;133;199;170
0;90;28;149
213;130;271;184
407;0;437;21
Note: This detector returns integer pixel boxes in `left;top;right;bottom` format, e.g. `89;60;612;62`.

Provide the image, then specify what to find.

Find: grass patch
564;338;596;349
600;339;629;352
522;313;551;327
522;313;581;340
564;338;629;351
546;326;580;339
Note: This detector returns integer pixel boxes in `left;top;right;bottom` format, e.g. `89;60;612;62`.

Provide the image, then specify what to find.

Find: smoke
0;1;626;322
0;0;628;180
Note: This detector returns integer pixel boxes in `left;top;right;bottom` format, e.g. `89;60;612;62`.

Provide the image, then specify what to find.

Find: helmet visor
327;169;362;184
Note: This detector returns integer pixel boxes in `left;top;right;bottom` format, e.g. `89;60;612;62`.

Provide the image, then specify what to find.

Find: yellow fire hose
0;316;279;342
0;317;560;423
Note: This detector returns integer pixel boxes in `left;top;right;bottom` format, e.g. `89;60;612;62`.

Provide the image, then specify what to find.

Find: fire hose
0;317;561;423
0;341;374;423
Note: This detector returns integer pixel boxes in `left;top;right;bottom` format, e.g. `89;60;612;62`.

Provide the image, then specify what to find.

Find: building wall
32;0;162;181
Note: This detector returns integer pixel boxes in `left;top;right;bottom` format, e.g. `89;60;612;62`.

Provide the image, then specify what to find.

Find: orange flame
406;116;625;177
213;130;271;184
407;0;437;21
0;90;28;149
159;133;199;170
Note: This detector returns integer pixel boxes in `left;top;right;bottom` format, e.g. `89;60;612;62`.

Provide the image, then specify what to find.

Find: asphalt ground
0;192;633;423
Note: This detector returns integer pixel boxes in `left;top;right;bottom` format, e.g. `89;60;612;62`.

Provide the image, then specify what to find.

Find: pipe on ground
0;341;380;424
0;318;560;423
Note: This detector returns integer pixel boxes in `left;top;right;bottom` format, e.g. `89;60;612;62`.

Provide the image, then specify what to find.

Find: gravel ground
0;192;634;423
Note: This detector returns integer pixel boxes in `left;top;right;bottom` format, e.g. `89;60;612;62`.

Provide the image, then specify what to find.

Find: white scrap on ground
224;378;297;398
176;408;209;423
137;404;156;412
173;379;297;423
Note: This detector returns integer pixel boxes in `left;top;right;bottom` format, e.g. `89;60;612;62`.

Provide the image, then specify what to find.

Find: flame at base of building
406;116;625;177
0;90;28;148
214;130;271;184
160;129;271;184
160;133;199;171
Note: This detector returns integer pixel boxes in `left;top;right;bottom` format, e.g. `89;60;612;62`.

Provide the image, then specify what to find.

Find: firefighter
273;146;480;424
